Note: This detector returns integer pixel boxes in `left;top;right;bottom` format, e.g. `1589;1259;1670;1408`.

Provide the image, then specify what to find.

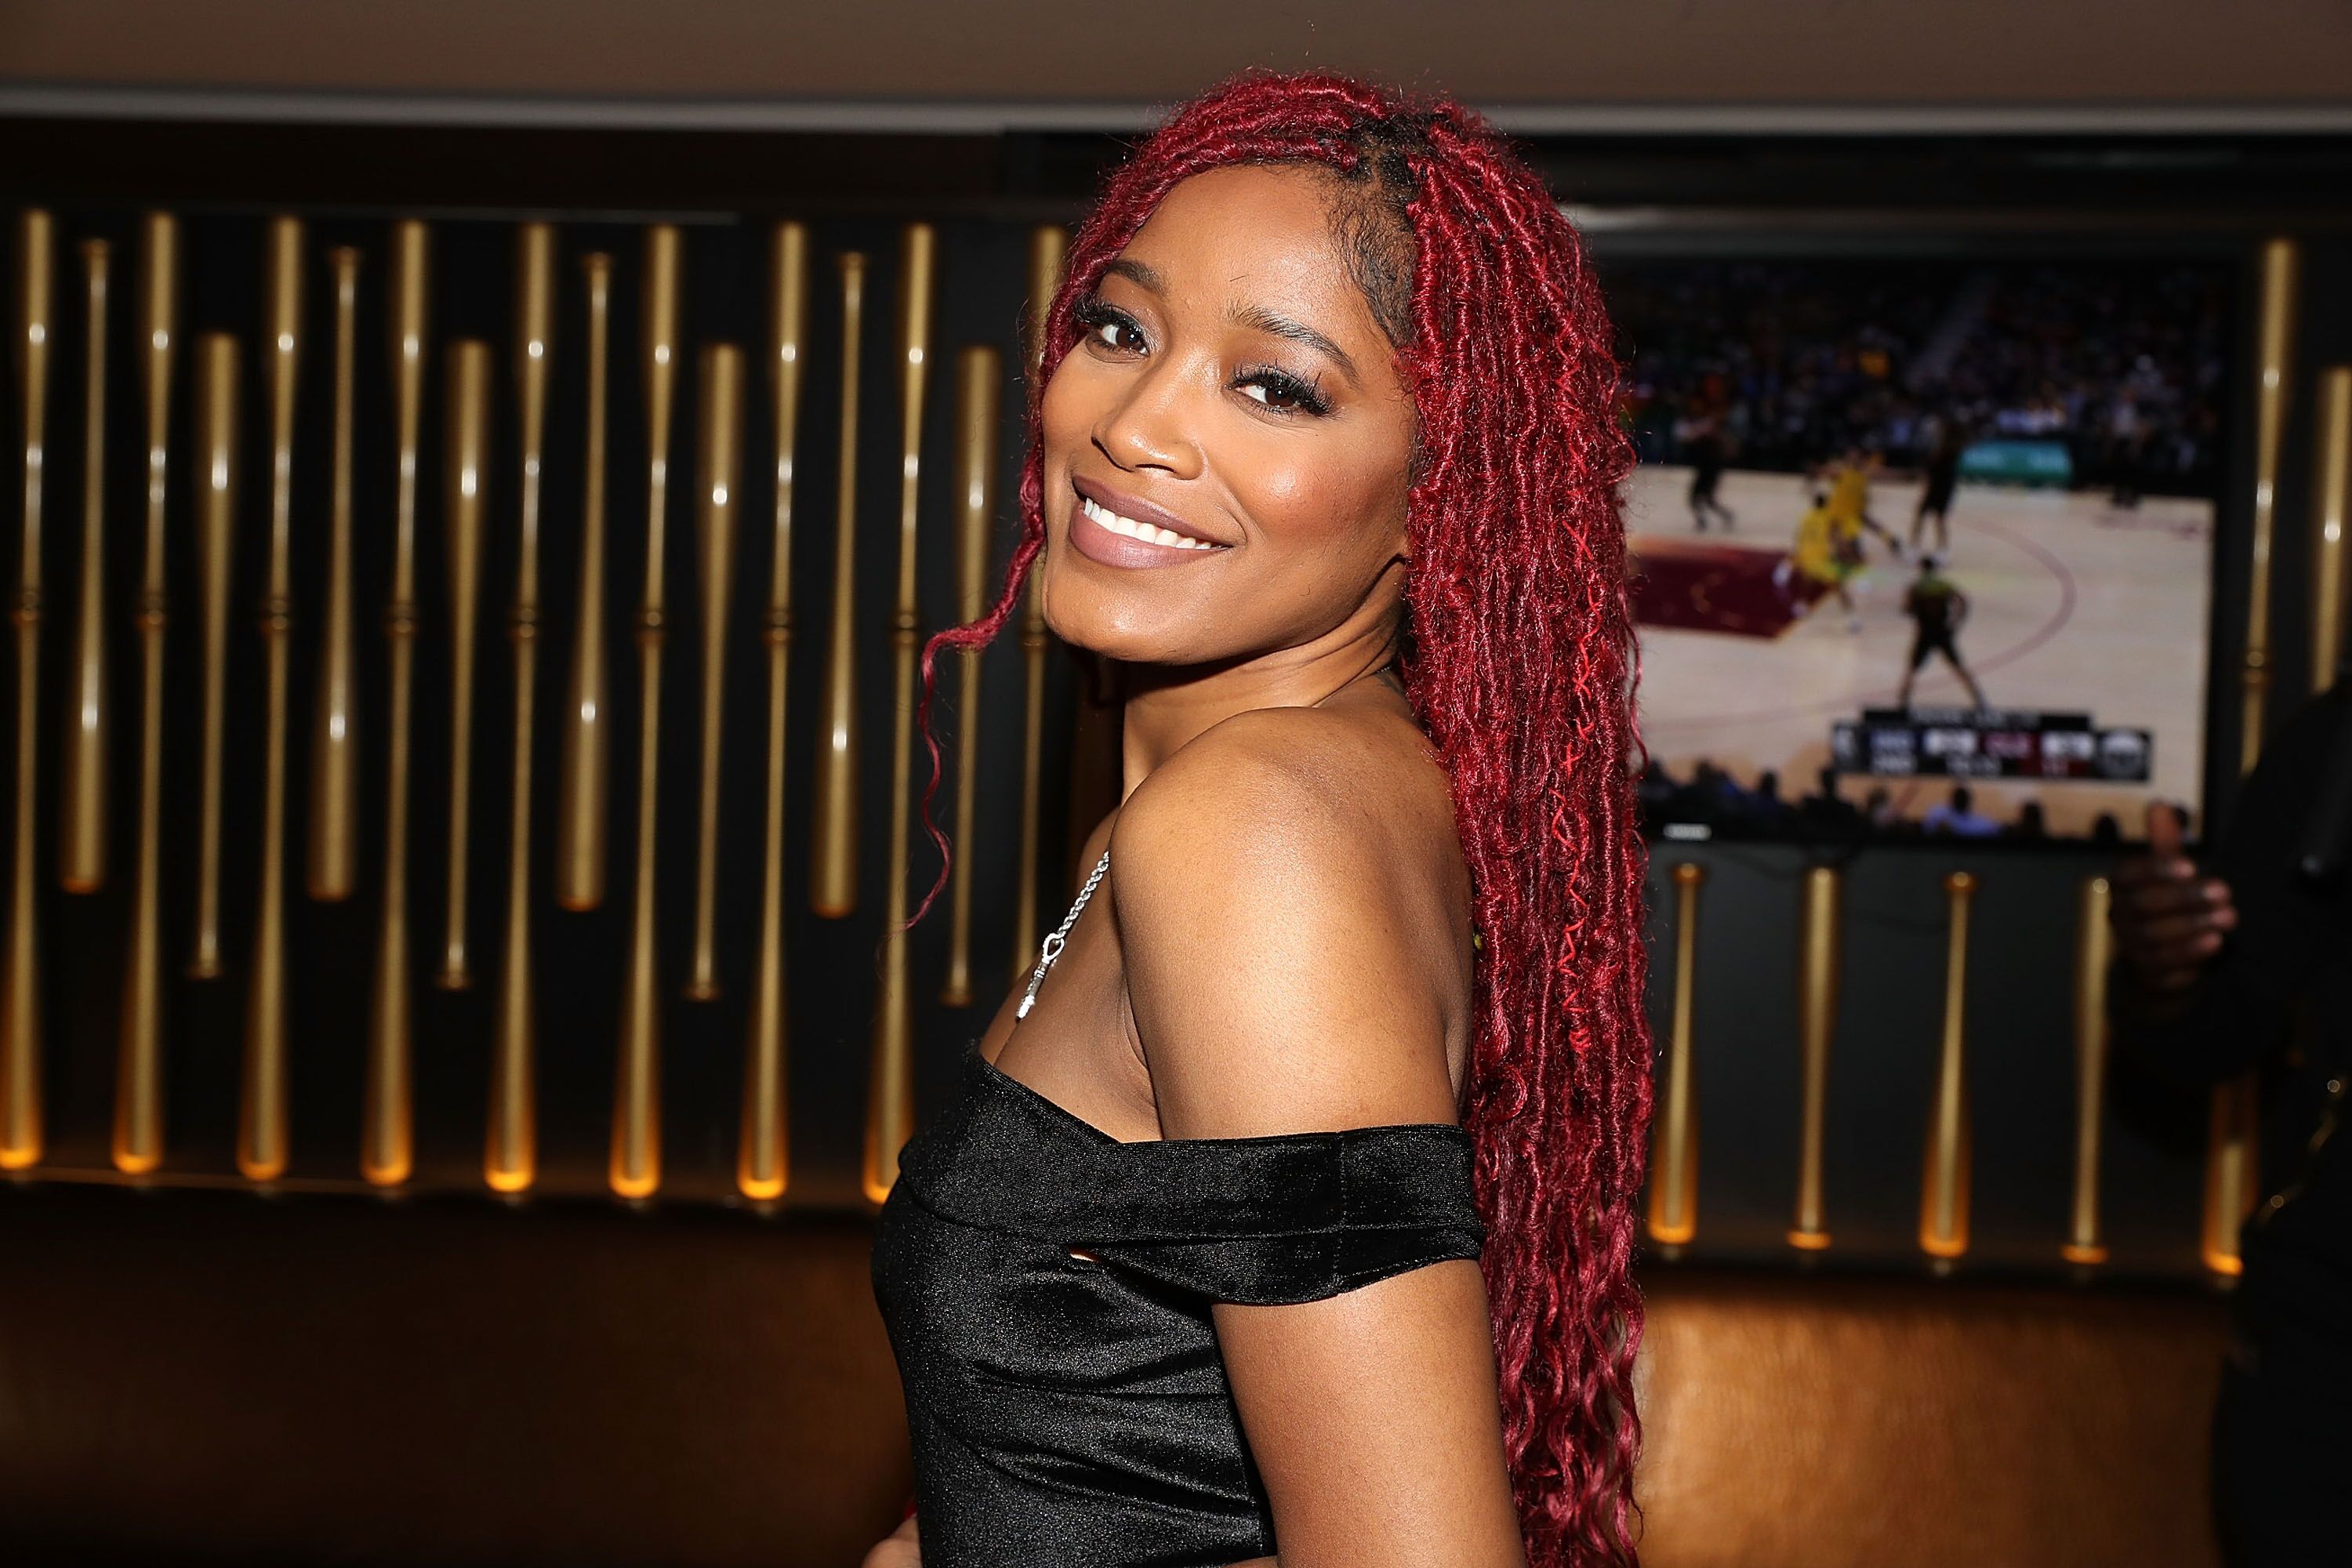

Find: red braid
910;71;1653;1567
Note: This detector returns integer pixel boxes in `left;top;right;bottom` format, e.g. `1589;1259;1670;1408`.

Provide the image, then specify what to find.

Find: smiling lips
1068;482;1232;569
1078;494;1218;550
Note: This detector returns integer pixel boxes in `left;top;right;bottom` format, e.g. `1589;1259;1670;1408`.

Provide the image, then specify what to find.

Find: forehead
1115;164;1386;345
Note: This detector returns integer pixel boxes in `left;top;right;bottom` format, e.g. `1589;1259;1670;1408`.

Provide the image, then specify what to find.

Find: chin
1041;590;1167;666
1037;568;1200;671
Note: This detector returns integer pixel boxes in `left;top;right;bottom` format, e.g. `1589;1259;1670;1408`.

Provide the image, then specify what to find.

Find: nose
1090;358;1203;481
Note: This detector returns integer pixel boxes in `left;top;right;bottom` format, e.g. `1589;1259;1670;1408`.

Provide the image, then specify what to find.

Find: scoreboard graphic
1831;708;2153;783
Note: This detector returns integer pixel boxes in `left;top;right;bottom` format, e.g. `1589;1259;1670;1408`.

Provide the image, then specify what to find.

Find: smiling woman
871;71;1651;1568
1038;167;1417;665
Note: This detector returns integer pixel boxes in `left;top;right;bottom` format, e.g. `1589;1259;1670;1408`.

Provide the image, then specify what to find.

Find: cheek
1038;358;1101;474
1240;426;1410;556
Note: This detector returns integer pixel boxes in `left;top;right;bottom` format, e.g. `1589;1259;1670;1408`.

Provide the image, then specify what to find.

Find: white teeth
1080;494;1215;550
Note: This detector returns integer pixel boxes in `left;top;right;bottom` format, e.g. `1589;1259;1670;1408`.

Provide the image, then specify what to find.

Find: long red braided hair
911;71;1653;1566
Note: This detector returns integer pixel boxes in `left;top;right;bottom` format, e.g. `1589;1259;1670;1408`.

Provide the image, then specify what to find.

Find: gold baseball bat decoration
307;249;361;902
556;253;613;912
1011;224;1066;975
1919;869;1976;1265
188;335;237;984
0;209;53;1171
611;224;681;1200
240;215;303;1183
811;251;869;919
864;223;937;1205
488;223;554;1196
1645;862;1704;1251
940;345;1002;1007
2205;237;2299;1276
1024;223;1066;383
741;223;808;1203
685;343;743;1002
2203;1083;2262;1276
364;219;428;1188
114;212;177;1174
437;341;491;990
2063;875;2114;1266
2240;238;2297;770
1790;865;1840;1250
60;239;109;894
2311;366;2350;691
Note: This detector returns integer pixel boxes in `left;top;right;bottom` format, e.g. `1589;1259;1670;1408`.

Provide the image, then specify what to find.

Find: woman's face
1036;164;1416;669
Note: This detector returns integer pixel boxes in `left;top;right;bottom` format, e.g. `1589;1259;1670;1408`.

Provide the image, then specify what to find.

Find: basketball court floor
1627;465;2213;837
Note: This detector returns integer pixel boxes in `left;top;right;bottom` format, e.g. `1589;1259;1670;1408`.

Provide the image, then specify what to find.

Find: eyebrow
1103;258;1164;292
1100;257;1360;385
1229;302;1359;383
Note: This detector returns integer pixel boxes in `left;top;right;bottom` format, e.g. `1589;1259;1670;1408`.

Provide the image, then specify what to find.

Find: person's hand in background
2112;800;2237;996
860;1512;919;1567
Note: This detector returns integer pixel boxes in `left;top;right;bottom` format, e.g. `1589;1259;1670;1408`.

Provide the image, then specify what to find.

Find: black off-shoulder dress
870;1043;1486;1568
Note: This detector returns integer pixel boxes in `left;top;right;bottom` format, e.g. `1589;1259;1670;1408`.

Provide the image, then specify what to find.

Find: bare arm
1115;716;1524;1568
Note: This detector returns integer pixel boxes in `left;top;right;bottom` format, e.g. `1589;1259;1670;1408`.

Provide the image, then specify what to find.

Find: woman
868;72;1652;1568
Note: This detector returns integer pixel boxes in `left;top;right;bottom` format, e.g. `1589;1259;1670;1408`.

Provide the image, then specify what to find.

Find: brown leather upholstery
0;1185;2227;1566
1635;1268;2229;1568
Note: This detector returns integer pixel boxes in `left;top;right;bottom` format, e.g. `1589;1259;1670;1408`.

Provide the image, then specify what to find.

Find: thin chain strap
1016;848;1110;1019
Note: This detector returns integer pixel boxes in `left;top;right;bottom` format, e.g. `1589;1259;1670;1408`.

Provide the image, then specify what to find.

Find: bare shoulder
1110;706;1469;1139
1112;704;1460;935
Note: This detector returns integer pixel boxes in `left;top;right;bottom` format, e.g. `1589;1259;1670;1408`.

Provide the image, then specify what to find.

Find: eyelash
1070;294;1334;419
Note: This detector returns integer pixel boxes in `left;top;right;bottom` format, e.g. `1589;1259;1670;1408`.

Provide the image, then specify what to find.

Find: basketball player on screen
1777;488;1864;633
1897;552;1987;710
1680;408;1737;532
1912;417;1965;556
1825;447;1906;563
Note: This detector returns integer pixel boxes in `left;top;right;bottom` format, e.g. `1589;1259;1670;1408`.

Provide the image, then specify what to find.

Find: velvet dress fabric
871;1042;1486;1567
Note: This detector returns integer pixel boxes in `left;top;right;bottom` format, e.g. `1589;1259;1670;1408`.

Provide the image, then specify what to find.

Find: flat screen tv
1602;252;2230;847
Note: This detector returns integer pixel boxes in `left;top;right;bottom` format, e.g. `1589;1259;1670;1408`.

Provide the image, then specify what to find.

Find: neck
1116;615;1403;801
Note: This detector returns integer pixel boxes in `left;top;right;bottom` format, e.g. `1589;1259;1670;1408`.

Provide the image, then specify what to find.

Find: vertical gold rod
1789;865;1840;1250
865;223;936;1205
2206;237;2297;1276
940;346;1002;1007
1645;862;1704;1250
555;254;612;911
488;223;554;1196
1011;224;1065;978
2310;366;2350;692
741;222;806;1202
2063;875;2114;1265
307;249;361;902
60;238;108;893
239;214;302;1183
436;341;490;990
811;252;867;919
2240;238;2298;769
114;212;176;1174
1919;869;1975;1264
364;219;427;1188
2202;1077;2261;1276
187;333;235;984
611;223;680;1200
684;343;743;1002
1;209;53;1170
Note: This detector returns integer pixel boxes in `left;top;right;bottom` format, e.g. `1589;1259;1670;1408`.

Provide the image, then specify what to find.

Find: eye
1073;296;1146;356
1236;367;1332;418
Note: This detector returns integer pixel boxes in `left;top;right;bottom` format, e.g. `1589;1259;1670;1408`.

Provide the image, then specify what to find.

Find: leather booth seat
0;1182;2227;1566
